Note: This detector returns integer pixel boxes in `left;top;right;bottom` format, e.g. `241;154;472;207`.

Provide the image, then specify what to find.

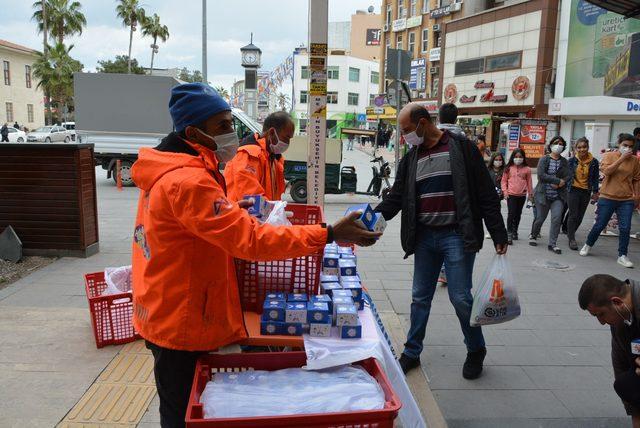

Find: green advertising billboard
565;0;640;99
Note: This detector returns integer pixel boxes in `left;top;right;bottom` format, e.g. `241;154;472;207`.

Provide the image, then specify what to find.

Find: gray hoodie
437;123;466;138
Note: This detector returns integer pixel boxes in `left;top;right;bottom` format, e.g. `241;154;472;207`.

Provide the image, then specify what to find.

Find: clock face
243;52;258;65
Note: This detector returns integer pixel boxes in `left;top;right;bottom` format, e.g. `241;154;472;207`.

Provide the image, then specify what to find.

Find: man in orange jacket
130;83;381;428
224;111;294;201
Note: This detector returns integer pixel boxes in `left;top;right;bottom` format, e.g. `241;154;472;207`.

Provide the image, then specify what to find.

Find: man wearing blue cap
130;82;382;427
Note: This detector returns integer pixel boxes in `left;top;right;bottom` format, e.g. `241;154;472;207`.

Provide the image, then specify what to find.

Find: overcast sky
0;0;379;91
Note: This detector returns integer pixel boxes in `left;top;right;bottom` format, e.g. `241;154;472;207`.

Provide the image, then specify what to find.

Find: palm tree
141;13;169;75
276;92;291;111
32;0;86;45
116;0;146;74
32;42;82;123
214;86;229;100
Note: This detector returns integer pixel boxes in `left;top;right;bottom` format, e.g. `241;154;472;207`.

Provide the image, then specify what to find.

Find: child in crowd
501;148;533;245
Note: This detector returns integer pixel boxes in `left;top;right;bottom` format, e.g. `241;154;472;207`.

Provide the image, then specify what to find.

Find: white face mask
513;158;524;166
619;145;632;155
404;124;424;147
493;160;503;168
271;139;289;155
213;131;239;162
551;144;564;154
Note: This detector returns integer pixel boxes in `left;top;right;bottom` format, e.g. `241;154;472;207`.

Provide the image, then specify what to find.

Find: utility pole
202;0;208;84
395;49;402;175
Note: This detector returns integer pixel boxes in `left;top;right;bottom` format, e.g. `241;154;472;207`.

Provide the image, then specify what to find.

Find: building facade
292;50;379;135
549;0;640;154
0;40;45;129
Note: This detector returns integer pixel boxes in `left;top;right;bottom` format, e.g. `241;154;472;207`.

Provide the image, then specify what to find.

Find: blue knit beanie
169;82;231;132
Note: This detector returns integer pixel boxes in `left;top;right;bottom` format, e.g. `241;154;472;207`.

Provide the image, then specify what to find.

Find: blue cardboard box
344;204;376;230
322;267;339;276
338;246;353;256
324;242;339;253
285;302;308;323
283;322;303;336
307;301;330;323
354;298;365;311
320;274;339;283
265;292;286;301
260;320;284;335
371;212;387;233
335;304;359;326
340;253;357;262
309;322;332;337
342;282;363;301
243;194;268;218
338;259;357;277
323;253;340;269
332;289;353;299
287;293;308;303
340;276;361;286
340;321;362;339
321;282;342;296
332;297;354;319
311;294;333;312
262;299;285;322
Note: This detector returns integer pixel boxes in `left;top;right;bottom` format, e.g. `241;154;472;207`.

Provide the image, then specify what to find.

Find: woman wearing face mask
580;134;640;268
501;149;533;245
224;111;294;202
529;136;572;254
565;137;600;250
488;153;505;199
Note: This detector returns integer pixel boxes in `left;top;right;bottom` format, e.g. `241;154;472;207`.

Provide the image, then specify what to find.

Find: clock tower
240;34;261;120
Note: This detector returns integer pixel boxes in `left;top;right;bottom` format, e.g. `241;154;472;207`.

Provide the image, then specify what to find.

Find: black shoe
548;245;562;254
463;348;487;380
513;233;519;241
398;353;421;374
529;234;537;246
569;240;578;251
507;233;513;245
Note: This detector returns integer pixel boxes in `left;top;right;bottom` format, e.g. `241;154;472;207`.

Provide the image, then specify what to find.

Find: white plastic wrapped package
102;265;132;296
470;254;520;326
200;365;385;419
263;201;292;226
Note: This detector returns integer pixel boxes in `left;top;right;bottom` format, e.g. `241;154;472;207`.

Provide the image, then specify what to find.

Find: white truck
74;72;261;186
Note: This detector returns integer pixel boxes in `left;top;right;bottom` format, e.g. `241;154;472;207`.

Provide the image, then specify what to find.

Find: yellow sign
309;57;325;71
310;81;327;95
604;49;630;93
366;106;397;120
310;43;327;57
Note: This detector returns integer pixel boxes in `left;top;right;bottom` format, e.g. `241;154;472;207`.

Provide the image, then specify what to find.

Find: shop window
328;66;339;79
348;92;359;106
455;58;485;75
300;90;308;104
349;67;360;82
485;51;522;72
611;120;640;142
327;91;338;104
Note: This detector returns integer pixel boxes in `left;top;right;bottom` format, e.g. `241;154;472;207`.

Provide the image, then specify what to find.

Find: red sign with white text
519;125;546;144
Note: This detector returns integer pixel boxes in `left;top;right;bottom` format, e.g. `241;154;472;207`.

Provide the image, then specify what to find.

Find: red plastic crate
83;272;141;348
186;352;401;427
235;204;325;313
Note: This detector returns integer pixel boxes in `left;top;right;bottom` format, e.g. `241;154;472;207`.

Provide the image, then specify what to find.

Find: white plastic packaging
102;265;132;296
199;365;385;419
263;201;292;226
470;254;521;326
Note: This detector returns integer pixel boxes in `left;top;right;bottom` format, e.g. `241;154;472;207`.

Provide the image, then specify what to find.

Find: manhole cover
533;259;574;271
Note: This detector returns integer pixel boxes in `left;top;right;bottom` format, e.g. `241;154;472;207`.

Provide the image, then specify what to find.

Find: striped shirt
544;157;561;200
416;133;457;226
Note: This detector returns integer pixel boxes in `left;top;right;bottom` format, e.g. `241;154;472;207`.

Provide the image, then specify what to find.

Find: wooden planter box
0;143;99;257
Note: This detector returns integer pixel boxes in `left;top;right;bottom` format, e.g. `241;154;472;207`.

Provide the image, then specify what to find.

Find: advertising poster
520;143;545;160
366;29;381;46
508;124;520;151
564;0;640;99
519;124;546;144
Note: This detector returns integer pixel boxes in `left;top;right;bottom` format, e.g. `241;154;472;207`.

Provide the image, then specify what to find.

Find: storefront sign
431;5;451;18
429;47;441;62
520;142;545;159
409;58;426;90
508;124;520;150
444;83;458;103
459;95;476;103
520;124;547;144
511;76;531;100
374;95;386;107
474;80;494;89
628;101;640;111
366;29;381;46
480;89;507;103
604;47;631;94
392;18;407;32
417;100;439;112
406;16;423;28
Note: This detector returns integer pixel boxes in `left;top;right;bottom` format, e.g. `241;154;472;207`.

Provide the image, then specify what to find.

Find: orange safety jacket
130;136;327;351
224;133;286;201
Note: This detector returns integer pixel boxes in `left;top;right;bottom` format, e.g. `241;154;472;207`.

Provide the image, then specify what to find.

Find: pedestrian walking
347;134;354;151
502;148;533;245
529;136;572;254
580;134;640;268
488;152;505;199
375;102;508;380
633;127;640;153
0;123;8;142
565;137;600;250
12;121;19;129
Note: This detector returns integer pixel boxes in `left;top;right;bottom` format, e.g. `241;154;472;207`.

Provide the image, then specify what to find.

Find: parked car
61;121;76;141
5;127;27;143
27;125;71;143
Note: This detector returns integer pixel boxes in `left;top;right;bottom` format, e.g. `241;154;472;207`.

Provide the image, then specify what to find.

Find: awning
586;0;640;17
340;127;376;137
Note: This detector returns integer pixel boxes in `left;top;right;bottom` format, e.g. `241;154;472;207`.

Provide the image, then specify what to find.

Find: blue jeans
586;197;635;256
404;226;485;359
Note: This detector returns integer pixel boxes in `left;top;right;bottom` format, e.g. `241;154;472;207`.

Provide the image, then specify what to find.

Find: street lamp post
240;34;261;120
202;0;207;83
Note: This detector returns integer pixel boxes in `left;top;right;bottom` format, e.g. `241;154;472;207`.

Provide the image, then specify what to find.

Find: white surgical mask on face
619;145;632;155
404;130;423;147
271;139;289;155
551;144;564;154
513;158;524;166
213;131;239;162
494;160;503;167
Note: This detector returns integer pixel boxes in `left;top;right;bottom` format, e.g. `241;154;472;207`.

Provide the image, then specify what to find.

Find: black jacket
534;154;573;205
375;131;508;257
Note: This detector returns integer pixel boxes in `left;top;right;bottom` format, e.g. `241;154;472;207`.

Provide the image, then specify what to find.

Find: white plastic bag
102;265;132;296
470;254;520;326
263;201;292;226
200;365;385;418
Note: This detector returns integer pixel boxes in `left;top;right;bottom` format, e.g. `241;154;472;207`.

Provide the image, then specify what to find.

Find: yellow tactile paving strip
58;340;156;428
